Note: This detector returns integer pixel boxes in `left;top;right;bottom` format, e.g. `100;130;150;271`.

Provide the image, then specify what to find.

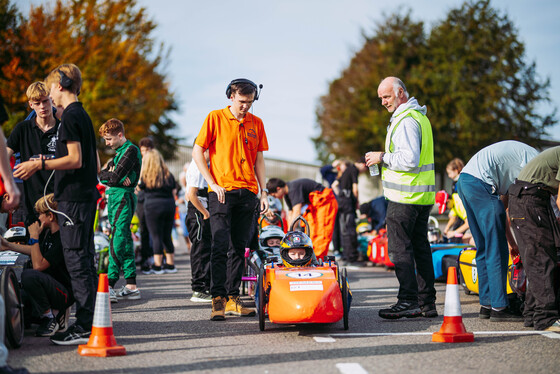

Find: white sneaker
117;285;141;300
109;287;118;303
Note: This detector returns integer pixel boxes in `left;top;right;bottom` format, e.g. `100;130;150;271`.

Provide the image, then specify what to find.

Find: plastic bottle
369;164;379;176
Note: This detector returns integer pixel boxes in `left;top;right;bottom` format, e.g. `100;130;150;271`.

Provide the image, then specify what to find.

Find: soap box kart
256;216;351;331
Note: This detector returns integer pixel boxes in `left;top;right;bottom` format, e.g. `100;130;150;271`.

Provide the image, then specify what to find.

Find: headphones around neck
58;70;74;89
225;78;263;100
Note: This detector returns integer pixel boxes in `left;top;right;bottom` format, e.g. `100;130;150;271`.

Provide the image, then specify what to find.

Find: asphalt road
7;244;560;374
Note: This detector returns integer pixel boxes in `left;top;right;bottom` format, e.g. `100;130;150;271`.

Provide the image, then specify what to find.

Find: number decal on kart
285;271;323;279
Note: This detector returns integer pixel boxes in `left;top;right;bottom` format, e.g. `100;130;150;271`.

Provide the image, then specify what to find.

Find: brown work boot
210;296;226;321
225;295;256;317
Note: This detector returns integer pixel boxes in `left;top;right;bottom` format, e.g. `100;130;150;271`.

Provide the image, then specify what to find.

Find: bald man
365;77;437;320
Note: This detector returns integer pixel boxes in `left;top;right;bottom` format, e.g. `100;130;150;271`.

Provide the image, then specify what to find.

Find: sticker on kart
285;271;324;279
289;281;324;291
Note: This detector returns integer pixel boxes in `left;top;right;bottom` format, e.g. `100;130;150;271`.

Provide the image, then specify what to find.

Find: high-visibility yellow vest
381;109;435;205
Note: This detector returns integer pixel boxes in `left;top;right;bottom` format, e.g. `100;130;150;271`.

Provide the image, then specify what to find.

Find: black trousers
339;210;359;262
386;201;436;306
209;189;258;298
509;180;560;330
144;197;176;255
58;200;98;330
21;269;73;317
186;202;211;293
136;200;153;262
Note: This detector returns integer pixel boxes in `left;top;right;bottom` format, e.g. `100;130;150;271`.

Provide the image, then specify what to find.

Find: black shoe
379;301;422;319
479;306;491;319
490;307;524;322
524;320;534;328
56;307;71;332
0;365;30;374
50;324;91;345
421;303;438;318
35;317;59;337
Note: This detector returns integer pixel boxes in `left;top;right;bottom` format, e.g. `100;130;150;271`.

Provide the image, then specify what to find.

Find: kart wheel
1;267;24;348
258;267;266;331
341;267;349;330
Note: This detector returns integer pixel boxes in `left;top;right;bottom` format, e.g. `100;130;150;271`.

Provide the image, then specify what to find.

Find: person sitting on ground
0;194;73;337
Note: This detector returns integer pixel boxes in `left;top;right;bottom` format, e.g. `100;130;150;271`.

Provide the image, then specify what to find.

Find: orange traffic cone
78;274;126;356
432;267;474;343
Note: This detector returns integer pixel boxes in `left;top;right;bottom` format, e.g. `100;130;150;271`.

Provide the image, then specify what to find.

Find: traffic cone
78;274;126;356
432;267;474;343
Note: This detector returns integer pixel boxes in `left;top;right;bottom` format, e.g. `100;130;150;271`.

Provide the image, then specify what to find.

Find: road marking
314;330;557;342
313;335;336;343
336;363;368;374
351;288;400;292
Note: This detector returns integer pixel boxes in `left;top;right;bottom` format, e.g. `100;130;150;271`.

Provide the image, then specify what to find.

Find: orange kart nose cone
267;267;344;324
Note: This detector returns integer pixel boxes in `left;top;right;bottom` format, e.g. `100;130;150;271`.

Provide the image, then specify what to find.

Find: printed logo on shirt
47;135;58;153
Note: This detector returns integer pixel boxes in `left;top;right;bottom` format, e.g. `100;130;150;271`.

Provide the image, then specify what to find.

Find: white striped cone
432;267;474;343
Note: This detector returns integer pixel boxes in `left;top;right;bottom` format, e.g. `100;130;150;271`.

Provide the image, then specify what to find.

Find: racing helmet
259;225;285;251
280;231;314;267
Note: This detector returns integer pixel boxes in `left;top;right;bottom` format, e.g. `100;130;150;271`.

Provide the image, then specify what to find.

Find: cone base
432;331;474;343
78;344;127;357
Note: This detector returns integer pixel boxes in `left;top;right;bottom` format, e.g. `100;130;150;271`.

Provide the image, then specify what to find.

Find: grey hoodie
382;97;428;172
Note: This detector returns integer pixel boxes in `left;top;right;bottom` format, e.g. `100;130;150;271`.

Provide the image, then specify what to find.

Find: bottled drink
369;164;379;176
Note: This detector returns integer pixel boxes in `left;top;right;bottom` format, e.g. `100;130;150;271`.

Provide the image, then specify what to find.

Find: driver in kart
279;231;316;267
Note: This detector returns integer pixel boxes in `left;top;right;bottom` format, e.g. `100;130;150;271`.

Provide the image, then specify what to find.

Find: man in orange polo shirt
193;78;269;321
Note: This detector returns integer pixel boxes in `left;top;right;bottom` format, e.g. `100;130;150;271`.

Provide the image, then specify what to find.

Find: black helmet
280;231;314;267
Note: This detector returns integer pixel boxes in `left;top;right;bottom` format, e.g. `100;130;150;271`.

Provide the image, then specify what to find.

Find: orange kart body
264;265;343;324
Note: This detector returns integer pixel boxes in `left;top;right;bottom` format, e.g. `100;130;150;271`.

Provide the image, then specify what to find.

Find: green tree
419;0;556;168
0;0;180;160
315;0;556;172
315;11;426;163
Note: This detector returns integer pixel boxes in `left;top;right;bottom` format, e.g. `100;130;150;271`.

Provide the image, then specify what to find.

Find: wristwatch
28;238;39;245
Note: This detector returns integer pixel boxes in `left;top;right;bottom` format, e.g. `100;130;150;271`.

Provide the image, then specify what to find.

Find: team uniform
195;107;268;298
53;102;100;332
21;229;73;324
7;118;59;221
99;140;142;289
284;178;338;259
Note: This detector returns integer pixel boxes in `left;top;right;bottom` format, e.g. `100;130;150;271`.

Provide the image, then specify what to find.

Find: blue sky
19;0;560;163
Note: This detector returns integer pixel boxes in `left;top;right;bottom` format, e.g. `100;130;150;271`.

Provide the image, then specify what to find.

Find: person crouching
0;194;73;337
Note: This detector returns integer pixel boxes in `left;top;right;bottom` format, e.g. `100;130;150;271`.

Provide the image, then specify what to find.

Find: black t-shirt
337;164;359;212
285;178;324;209
138;173;176;201
7;119;59;214
40;229;72;293
54;102;100;202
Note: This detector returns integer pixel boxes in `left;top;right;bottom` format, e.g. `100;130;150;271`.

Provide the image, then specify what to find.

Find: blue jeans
457;173;509;308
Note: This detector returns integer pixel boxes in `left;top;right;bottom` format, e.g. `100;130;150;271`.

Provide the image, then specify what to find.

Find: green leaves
315;0;556;167
0;0;179;160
